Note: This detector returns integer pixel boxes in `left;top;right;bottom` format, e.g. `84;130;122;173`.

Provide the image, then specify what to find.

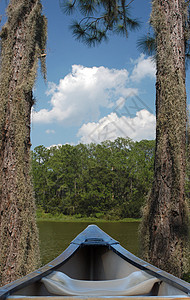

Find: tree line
31;138;155;219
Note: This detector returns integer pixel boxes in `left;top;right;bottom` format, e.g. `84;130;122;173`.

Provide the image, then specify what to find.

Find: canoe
0;224;190;299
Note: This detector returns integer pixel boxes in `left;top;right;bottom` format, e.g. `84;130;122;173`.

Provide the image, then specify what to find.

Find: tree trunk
140;0;189;278
0;0;47;285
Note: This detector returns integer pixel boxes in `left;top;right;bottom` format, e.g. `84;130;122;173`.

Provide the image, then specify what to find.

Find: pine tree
59;0;139;46
140;0;189;278
61;0;190;277
0;0;47;285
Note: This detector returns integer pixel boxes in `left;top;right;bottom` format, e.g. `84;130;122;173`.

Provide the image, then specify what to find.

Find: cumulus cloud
32;55;156;146
46;129;55;134
32;65;131;125
47;144;63;149
130;54;156;82
77;109;156;144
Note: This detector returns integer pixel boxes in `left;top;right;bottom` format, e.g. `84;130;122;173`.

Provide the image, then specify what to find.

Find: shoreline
36;210;141;223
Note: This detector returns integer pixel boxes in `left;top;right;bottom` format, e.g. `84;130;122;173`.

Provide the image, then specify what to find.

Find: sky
2;1;189;148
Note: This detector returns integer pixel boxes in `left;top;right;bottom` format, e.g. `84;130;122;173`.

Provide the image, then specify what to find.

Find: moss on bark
140;0;189;278
0;0;47;285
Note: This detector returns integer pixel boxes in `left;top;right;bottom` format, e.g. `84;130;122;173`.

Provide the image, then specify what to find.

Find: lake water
38;221;140;265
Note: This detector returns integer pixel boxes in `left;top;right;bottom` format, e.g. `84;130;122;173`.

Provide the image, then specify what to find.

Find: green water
38;222;140;266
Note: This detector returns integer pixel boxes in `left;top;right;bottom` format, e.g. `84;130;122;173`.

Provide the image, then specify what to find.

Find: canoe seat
41;270;160;296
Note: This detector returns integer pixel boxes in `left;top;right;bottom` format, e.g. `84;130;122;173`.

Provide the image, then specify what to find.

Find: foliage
31;138;155;219
137;1;190;66
59;0;140;46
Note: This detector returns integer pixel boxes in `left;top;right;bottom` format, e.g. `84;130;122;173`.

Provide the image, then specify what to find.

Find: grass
36;209;141;223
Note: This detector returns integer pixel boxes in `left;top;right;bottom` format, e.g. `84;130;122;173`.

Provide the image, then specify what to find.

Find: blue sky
2;1;189;148
31;0;158;148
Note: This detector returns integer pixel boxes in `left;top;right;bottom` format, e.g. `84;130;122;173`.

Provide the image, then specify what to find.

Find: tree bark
0;0;46;285
140;0;189;278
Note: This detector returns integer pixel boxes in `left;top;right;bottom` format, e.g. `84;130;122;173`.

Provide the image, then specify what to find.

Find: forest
31;138;155;219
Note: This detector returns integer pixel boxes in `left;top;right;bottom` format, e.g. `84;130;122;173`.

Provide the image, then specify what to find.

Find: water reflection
37;222;139;265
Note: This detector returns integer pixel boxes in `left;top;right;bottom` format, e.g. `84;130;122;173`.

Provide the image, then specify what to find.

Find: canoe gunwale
0;225;190;299
110;244;190;296
5;297;190;300
70;227;119;247
0;243;80;300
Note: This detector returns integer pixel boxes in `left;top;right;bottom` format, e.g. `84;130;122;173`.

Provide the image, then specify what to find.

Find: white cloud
32;56;156;147
32;65;131;125
115;88;138;108
47;142;75;149
46;129;55;134
130;54;156;82
47;144;63;149
77;109;156;144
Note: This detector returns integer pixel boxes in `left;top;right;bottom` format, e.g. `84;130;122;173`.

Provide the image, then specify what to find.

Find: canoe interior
9;244;189;297
11;245;142;296
1;225;190;299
